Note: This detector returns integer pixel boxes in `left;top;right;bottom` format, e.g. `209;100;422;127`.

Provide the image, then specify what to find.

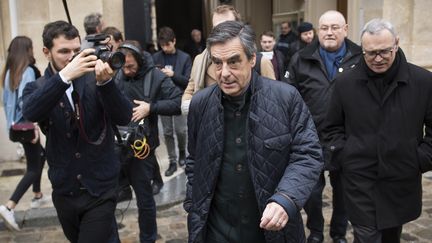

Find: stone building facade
0;0;431;72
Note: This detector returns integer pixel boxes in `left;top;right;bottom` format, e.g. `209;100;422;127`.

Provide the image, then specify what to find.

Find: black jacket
114;60;182;149
184;71;323;243
288;38;362;136
22;65;132;196
323;49;432;229
152;49;192;90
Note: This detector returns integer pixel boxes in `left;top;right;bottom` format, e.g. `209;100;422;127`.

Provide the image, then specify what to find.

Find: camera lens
98;50;125;70
109;52;125;70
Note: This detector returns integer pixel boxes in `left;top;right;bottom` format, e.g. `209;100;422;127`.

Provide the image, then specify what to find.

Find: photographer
22;21;132;242
114;40;182;243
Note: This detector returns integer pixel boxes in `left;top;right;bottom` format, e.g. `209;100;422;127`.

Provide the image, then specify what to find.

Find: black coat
288;38;362;136
114;64;182;149
323;49;432;229
22;65;132;196
184;72;323;243
152;49;192;90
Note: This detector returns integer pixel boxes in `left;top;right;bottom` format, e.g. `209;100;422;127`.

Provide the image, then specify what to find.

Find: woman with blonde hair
0;36;49;231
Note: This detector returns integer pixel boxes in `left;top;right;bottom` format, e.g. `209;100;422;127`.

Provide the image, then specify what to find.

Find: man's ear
250;53;256;67
42;47;51;60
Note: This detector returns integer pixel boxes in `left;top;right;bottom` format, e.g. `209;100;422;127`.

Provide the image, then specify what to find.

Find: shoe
333;236;347;243
0;205;20;231
178;151;186;167
30;194;52;208
307;236;323;243
152;181;164;195
165;163;177;177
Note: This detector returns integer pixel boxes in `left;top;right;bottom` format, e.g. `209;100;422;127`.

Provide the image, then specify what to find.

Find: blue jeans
127;151;158;243
304;171;348;240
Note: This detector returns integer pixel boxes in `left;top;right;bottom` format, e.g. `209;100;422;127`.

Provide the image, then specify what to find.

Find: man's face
362;29;398;74
300;30;314;44
191;31;202;43
108;35;122;51
280;23;290;35
160;40;176;54
210;37;255;97
212;12;236;27
43;35;81;72
122;52;139;78
318;13;347;52
260;35;276;52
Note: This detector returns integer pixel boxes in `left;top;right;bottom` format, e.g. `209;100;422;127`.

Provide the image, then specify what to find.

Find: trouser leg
303;172;325;240
9;141;43;203
52;189;117;243
173;114;187;155
329;170;348;239
160;115;177;164
127;152;157;243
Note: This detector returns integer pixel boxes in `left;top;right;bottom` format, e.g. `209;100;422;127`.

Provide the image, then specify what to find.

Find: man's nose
221;63;231;78
374;54;384;62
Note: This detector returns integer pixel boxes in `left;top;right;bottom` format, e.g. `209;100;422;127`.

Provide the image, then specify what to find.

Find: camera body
85;34;125;69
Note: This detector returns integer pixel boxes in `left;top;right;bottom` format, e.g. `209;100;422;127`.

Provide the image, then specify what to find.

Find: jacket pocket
264;133;292;151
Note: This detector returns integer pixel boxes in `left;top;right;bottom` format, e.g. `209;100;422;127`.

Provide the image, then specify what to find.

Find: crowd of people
0;4;431;243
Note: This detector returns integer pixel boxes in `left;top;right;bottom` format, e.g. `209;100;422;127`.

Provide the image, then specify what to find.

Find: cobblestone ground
1;175;431;243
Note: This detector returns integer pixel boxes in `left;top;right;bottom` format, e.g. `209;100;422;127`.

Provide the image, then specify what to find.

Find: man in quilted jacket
184;20;323;243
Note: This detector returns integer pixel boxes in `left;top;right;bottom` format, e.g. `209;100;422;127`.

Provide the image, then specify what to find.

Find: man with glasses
323;18;432;243
288;10;362;243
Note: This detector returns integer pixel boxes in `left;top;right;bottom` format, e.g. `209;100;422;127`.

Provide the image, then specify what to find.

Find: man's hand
132;100;150;122
30;123;40;144
161;67;174;77
259;202;289;231
59;48;97;81
95;59;114;84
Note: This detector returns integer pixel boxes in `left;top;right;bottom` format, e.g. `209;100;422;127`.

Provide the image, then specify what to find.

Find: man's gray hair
361;18;397;41
84;12;102;35
207;21;257;60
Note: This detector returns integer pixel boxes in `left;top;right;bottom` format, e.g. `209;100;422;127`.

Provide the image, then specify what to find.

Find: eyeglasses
362;46;396;60
319;25;344;32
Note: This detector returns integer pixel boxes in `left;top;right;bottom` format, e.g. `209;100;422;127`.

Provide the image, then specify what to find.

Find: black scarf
362;49;401;97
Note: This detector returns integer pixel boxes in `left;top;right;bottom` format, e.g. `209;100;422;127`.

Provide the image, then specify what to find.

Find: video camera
85;33;125;70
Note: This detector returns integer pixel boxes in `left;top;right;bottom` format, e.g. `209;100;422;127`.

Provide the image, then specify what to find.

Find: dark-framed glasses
363;46;396;60
319;25;344;32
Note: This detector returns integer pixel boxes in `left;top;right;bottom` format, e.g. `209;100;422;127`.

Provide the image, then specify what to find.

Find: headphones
119;42;146;67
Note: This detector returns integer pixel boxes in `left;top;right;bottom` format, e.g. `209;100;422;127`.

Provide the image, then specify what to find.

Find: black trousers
52;188;117;243
10;141;45;203
303;170;348;240
352;224;402;243
126;150;158;243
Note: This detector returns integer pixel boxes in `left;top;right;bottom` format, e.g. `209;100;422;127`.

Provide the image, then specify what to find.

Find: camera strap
143;69;153;99
71;89;107;145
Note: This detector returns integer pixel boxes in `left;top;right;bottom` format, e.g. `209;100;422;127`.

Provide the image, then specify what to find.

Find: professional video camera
85;33;125;70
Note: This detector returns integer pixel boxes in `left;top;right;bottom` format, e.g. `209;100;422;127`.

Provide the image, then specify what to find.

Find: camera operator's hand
132;100;150;122
59;48;97;81
95;59;114;84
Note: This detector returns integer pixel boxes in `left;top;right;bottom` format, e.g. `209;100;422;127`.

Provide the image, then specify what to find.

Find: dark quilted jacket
184;72;323;243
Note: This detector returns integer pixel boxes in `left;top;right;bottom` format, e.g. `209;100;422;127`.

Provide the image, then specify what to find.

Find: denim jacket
3;66;36;131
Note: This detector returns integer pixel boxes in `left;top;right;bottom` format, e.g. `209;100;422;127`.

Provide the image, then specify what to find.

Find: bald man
288;10;363;243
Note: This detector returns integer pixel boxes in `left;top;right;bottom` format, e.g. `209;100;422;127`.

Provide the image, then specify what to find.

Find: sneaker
30;195;52;209
164;163;177;177
0;205;20;231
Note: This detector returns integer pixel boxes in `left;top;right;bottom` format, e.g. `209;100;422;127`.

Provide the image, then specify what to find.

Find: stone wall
0;0;123;70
